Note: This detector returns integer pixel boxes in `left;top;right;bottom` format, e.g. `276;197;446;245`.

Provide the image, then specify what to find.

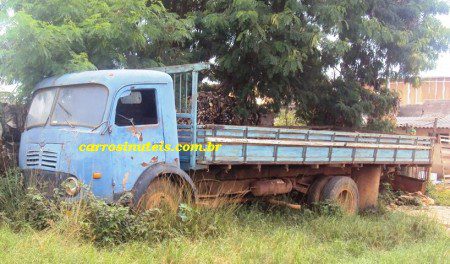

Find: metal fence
150;63;210;169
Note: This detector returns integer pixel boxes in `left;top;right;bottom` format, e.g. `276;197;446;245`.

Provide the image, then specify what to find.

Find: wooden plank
205;137;432;150
196;159;432;166
177;113;192;119
198;125;432;141
177;124;192;129
195;125;433;167
150;62;210;74
440;148;450;153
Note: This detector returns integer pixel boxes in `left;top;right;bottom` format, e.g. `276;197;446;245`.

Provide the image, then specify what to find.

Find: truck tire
321;176;359;214
307;175;332;205
135;178;182;213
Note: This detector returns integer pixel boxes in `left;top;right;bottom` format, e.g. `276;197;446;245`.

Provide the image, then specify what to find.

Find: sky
423;1;450;77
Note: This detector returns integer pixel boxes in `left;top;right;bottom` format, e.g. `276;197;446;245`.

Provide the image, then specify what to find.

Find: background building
394;76;450;182
391;77;450;106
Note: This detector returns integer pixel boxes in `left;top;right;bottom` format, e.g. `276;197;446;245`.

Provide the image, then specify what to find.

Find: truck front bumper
22;169;78;197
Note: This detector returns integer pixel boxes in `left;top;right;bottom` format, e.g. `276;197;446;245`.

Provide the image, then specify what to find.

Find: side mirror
120;91;142;104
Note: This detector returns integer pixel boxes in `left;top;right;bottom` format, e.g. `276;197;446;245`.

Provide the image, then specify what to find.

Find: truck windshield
26;89;57;128
26;85;108;129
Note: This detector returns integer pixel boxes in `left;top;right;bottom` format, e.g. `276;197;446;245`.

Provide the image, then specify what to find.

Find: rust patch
389;174;427;193
133;130;143;141
122;172;130;191
127;126;143;141
141;156;159;167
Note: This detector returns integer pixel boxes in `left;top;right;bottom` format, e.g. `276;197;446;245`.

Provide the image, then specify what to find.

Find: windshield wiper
91;121;108;132
63;116;74;128
117;114;135;126
117;114;142;140
57;102;72;117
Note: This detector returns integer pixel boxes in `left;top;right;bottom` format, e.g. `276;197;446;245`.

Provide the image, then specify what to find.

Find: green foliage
194;0;449;129
23;189;60;230
0;169;59;230
0;212;448;263
78;200;235;246
274;108;303;127
426;183;450;206
0;167;234;247
0;168;26;226
379;182;398;205
81;197;138;246
0;0;193;98
1;0;449;129
0;168;448;261
197;0;316;120
307;201;345;218
366;118;397;133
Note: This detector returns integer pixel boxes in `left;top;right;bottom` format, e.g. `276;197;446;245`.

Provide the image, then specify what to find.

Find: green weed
427;182;450;206
0;168;448;263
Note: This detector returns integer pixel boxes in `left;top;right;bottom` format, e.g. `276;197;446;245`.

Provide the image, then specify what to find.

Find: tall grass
0;168;448;263
0;168;28;228
427;183;450;206
0;206;448;263
0;168;238;246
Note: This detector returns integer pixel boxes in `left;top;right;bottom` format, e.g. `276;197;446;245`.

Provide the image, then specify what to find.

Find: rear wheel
307;175;332;205
321;176;359;214
136;178;181;213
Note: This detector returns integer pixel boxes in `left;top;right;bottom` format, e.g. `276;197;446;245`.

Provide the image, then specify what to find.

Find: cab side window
115;89;158;126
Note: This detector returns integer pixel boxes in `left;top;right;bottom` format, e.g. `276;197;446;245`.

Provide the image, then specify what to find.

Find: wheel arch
132;163;197;206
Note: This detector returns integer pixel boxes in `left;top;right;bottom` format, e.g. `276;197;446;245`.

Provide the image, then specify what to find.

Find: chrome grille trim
26;148;59;169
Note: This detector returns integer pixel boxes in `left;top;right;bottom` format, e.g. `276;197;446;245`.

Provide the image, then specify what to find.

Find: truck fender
131;163;197;206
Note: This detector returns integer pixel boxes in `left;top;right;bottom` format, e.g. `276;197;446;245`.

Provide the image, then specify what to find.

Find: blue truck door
109;85;166;196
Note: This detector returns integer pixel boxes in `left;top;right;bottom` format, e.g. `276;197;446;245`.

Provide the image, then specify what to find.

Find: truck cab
19;70;191;203
19;64;433;214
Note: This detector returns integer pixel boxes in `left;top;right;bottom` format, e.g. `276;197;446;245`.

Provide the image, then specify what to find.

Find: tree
0;0;193;97
300;0;449;130
193;0;449;130
1;0;449;131
195;0;316;120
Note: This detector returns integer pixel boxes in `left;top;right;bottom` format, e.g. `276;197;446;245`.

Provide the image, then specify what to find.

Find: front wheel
321;176;359;214
135;178;182;213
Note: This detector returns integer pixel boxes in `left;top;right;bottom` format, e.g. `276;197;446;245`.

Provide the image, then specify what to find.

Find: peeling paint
141;156;159;167
122;172;130;191
134;131;143;141
127;126;144;141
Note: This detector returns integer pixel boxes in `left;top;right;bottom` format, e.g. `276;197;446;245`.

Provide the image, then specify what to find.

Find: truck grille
26;145;60;169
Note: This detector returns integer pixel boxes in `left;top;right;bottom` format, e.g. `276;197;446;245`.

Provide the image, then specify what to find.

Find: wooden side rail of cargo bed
206;137;432;150
195;125;434;166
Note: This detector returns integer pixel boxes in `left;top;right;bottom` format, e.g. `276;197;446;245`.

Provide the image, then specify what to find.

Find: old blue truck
19;63;433;213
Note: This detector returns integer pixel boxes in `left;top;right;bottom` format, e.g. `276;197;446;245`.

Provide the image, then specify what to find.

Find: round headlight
62;177;80;196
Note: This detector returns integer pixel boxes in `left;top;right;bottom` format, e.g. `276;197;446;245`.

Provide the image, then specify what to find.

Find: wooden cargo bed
193;125;433;166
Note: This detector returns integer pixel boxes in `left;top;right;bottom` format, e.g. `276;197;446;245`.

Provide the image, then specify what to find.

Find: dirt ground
399;206;450;232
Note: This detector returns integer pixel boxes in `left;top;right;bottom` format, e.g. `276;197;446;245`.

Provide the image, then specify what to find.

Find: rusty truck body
19;63;433;213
